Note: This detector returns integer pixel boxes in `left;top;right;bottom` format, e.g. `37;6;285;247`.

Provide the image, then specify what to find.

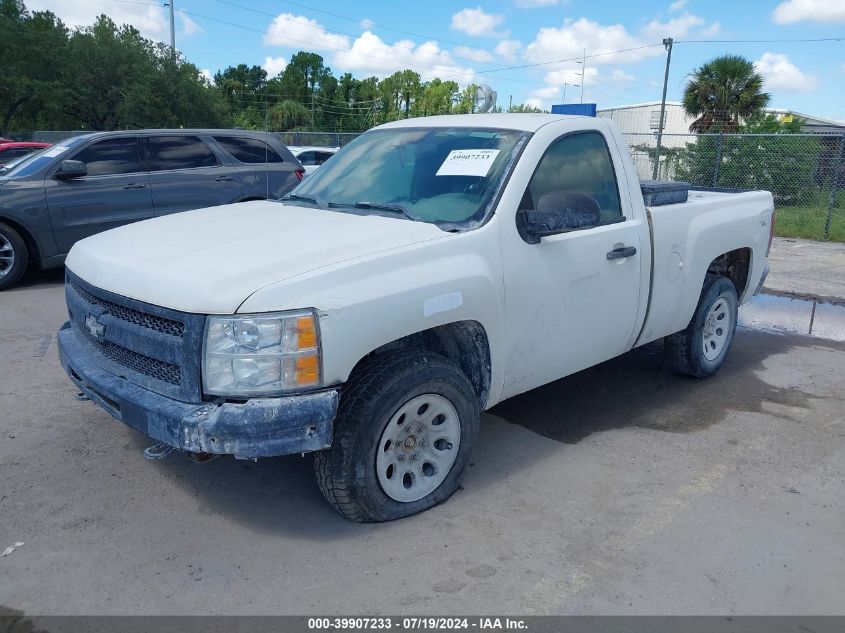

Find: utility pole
167;1;176;60
508;94;512;112
580;48;586;103
652;37;673;180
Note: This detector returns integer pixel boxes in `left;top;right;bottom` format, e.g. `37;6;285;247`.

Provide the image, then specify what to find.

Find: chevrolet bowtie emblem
84;314;105;340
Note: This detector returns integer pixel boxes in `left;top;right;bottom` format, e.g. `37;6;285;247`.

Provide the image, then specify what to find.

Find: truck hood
66;201;449;313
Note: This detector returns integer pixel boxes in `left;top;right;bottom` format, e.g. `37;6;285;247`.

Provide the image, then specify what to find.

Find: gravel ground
1;269;844;615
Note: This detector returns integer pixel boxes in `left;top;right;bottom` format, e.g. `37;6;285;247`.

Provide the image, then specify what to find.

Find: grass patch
774;194;844;242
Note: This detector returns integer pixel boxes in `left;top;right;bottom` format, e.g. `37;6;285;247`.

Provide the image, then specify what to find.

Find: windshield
0;153;34;175
288;127;528;228
2;136;89;179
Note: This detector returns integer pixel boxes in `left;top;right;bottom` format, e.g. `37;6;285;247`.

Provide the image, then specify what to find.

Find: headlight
203;310;321;397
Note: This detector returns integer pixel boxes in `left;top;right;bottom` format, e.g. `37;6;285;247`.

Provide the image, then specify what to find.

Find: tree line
1;0;546;136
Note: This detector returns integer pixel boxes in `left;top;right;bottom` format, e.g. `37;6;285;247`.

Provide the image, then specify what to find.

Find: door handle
215;175;235;182
607;246;637;260
124;183;146;189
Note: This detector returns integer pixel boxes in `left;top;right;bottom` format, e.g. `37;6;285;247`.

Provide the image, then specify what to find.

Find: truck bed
634;188;774;347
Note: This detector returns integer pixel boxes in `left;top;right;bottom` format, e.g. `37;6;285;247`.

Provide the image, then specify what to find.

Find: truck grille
77;324;182;385
65;271;206;402
69;278;185;337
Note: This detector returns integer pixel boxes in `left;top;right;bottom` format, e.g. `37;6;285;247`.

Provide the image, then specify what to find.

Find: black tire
314;351;480;522
0;221;28;291
665;273;739;378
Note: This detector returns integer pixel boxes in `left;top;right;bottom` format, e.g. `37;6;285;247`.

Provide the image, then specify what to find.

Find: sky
26;0;845;121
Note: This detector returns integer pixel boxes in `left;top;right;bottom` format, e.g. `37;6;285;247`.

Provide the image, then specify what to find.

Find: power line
677;37;845;43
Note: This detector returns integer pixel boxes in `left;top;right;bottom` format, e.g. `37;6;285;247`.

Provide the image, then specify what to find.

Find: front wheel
314;351;479;522
665;273;738;378
0;222;28;291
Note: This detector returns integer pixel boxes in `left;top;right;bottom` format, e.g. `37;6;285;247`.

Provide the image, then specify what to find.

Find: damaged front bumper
58;322;339;459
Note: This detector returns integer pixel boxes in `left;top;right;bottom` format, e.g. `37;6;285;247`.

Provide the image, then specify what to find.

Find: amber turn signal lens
296;316;318;350
295;354;320;386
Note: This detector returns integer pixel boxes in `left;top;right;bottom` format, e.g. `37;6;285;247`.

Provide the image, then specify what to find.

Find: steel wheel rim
376;393;462;503
702;296;731;361
0;233;14;279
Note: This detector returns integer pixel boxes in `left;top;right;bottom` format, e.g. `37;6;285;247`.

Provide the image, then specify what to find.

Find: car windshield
287;127;528;228
0;153;34;175
2;136;88;178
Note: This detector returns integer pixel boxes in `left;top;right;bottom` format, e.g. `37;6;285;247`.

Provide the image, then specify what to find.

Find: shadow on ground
12;267;64;290
119;329;845;535
492;329;841;443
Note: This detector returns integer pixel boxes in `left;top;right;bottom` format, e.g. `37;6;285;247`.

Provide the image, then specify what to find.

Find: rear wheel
0;222;28;291
314;351;479;522
665;273;738;377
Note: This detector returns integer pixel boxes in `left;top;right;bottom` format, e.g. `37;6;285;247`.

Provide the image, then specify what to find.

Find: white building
596;101;845;179
597;101;845;138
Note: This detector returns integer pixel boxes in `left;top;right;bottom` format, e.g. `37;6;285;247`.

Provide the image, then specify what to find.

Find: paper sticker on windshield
436;149;500;177
42;146;69;158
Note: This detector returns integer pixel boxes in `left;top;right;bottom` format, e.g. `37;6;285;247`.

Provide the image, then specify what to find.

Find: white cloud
450;7;509;38
773;0;845;24
642;12;714;40
530;85;560;99
524;13;717;66
453;45;494;62
525;18;658;65
515;0;561;7
360;18;375;31
177;11;201;36
524;98;545;109
495;39;522;61
668;0;687;12
333;32;476;84
544;65;598;86
199;68;214;84
263;56;288;77
610;68;635;83
263;13;350;51
27;0;168;40
754;52;817;92
27;0;202;40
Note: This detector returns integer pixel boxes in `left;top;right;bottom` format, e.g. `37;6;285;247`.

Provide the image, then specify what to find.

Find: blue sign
551;103;597;117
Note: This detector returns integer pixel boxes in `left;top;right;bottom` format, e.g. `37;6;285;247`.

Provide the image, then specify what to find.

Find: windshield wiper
353;201;420;222
281;193;327;209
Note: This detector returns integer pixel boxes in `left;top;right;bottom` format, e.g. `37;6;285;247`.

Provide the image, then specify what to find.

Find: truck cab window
525;131;622;222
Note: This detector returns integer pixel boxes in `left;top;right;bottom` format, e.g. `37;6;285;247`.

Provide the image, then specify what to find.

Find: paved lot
1;270;844;615
766;237;845;303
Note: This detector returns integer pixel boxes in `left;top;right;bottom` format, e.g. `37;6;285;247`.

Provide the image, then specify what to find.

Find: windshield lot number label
436;149;500;177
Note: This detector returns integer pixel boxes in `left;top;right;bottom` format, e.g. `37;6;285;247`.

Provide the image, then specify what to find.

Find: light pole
579;48;587;103
563;82;580;103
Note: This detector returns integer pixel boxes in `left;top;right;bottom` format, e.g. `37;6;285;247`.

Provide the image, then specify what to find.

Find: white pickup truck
58;114;774;522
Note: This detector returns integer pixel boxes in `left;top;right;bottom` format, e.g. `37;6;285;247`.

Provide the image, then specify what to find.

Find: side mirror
518;192;601;244
55;160;87;180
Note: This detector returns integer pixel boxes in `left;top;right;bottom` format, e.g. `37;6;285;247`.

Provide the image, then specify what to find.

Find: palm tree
682;55;770;133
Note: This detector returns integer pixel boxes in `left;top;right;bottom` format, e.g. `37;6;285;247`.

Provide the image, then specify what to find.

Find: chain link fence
624;132;845;241
276;131;361;148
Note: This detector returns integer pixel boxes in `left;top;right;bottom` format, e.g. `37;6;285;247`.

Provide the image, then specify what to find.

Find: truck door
46;136;152;253
499;130;643;399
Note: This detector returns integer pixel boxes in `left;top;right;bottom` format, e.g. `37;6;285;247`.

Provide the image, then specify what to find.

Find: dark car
0;129;304;289
0;141;51;166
